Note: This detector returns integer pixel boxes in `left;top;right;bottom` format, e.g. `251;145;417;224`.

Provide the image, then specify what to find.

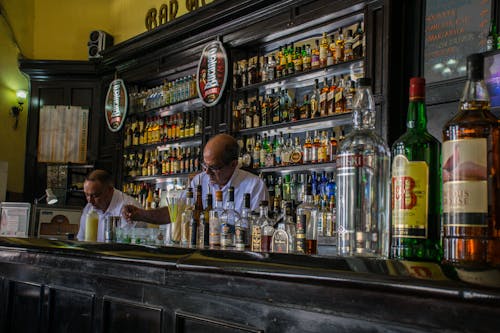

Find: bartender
123;133;269;224
77;169;141;241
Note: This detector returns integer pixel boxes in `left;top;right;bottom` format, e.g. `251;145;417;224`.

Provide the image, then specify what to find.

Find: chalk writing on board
424;0;490;83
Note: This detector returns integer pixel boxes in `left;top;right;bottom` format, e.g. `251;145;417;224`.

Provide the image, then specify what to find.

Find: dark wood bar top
1;237;499;300
1;237;500;332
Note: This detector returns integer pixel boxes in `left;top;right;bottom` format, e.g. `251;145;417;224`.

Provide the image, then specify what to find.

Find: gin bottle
442;53;500;268
220;187;239;248
336;77;391;257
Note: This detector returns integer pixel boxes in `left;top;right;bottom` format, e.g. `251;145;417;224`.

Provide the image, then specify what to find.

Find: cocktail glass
166;188;185;245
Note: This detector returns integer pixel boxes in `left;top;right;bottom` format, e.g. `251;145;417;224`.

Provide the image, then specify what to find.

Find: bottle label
251;225;261;251
271;229;289;253
391;155;429;238
442;139;488;222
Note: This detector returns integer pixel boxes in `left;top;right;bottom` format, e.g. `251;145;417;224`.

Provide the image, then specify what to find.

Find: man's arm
122;205;171;225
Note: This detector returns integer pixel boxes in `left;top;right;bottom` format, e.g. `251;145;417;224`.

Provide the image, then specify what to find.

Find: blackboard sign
424;0;491;83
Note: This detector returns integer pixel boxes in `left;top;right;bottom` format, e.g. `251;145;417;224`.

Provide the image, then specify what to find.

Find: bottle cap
467;53;484;80
409;77;425;100
357;77;371;86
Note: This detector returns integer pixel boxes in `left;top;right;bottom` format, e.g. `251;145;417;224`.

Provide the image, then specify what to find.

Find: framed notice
37;105;89;163
424;0;491;83
0;202;31;238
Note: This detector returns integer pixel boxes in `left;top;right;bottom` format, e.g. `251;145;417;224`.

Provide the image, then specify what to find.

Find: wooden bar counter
0;237;499;332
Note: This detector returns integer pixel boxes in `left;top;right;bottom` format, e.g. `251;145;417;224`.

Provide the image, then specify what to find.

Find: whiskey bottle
336;78;391;257
442;53;500;268
310;79;321;118
198;192;212;248
251;201;267;251
391;77;441;261
236;193;252;250
296;183;317;255
319;32;329;68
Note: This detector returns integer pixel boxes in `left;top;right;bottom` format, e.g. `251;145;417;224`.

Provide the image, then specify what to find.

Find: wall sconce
10;90;27;130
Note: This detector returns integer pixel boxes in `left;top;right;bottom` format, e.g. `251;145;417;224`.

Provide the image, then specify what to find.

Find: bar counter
0;237;499;332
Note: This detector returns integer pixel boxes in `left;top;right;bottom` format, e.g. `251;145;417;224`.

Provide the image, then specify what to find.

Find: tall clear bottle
220;187;240;248
181;188;195;247
391;77;442;261
296;183;318;255
442;53;500;268
209;190;224;248
336;77;390;257
236;193;252;250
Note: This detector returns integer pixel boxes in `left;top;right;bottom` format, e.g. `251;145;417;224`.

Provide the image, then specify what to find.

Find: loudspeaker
87;30;114;59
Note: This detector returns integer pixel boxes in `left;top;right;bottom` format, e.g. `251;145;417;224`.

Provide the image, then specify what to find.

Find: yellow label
442;138;487;215
391;155;429;238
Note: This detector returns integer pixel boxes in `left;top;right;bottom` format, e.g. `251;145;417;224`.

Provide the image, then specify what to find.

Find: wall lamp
10;90;27;129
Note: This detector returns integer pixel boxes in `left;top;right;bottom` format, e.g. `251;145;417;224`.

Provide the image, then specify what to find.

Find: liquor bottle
287;42;295;76
335;75;346;114
391;77;441;261
311;40;320;69
319;32;329;68
236;193;252;250
181;188;194;247
336;77;391;257
335;28;345;63
353;21;365;58
296;183;317;255
276;47;284;79
311;130;321;164
220;187;239;248
192;185;203;247
290;136;303;165
293;46;303;73
311;79;321;118
319;77;329;117
251;201;267;251
303;131;313;164
268;54;277;81
442;53;500;268
272;202;296;253
198;192;212;248
302;44;312;71
209;190;224;248
327;76;336;115
345;78;356;113
344;29;354;61
259;201;275;252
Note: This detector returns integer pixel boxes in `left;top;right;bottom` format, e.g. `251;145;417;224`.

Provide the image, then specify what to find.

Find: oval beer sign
196;40;228;107
105;78;128;132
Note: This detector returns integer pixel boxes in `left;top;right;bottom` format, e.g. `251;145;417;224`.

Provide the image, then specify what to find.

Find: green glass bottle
391;77;442;261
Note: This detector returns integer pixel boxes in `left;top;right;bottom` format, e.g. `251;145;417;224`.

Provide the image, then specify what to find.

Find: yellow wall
0;0;32;194
0;0;213;197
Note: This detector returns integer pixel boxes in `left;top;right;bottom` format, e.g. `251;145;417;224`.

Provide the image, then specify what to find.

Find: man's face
83;180;113;212
202;151;235;187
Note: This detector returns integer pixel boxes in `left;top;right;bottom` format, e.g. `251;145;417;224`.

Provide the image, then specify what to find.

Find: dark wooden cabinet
0;238;499;333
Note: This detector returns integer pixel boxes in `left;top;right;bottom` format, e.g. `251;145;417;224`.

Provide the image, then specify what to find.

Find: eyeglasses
201;162;226;173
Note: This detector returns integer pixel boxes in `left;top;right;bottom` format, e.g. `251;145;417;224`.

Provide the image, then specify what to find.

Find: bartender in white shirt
77;169;141;241
122;134;269;224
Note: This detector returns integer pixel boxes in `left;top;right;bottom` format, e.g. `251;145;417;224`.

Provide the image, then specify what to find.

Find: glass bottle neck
259;206;269;217
406;98;427;130
461;79;489;103
352;87;375;130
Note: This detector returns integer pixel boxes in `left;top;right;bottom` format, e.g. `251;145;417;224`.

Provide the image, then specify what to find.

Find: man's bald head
204;134;239;165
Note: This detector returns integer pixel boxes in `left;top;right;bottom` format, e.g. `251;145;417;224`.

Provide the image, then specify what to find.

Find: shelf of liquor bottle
124;171;198;183
252;161;336;174
128;97;203;118
124;135;202;152
239;112;352;136
234;58;364;93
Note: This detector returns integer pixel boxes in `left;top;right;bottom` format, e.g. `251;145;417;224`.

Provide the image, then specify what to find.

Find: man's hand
122;204;142;222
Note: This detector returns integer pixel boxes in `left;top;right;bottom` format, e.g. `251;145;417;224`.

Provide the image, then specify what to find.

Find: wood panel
5;281;43;333
102;297;163;333
46;286;95;333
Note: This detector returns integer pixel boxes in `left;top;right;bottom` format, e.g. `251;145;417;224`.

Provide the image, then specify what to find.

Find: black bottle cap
357;77;371;86
467;53;484;80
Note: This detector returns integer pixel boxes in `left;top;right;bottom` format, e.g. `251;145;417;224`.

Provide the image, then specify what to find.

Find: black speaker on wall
88;30;114;59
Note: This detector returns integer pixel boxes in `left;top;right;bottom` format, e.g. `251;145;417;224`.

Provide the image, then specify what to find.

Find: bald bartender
123;134;269;224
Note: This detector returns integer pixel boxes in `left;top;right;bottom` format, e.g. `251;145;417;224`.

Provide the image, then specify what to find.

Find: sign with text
105;78;128;132
424;0;491;83
145;0;209;31
196;40;228;107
